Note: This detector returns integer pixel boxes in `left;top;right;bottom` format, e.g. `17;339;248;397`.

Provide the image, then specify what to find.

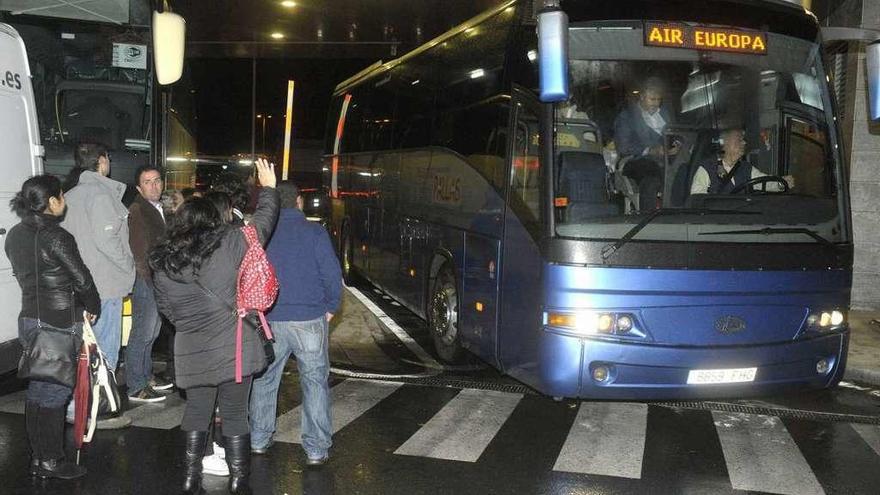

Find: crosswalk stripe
713;412;824;495
394;388;522;462
553;402;648;479
274;378;402;444
851;423;880;457
126;394;186;429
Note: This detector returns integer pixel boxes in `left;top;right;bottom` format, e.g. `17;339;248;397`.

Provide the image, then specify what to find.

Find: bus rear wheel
429;265;463;362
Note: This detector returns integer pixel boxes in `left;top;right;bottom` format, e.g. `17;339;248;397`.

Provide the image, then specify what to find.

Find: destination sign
644;22;767;55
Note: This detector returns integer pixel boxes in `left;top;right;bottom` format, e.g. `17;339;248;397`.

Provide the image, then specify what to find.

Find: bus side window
509;102;541;233
786;116;831;197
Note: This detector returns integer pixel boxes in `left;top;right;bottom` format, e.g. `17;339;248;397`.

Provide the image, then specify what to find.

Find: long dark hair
10;175;62;218
212;173;249;212
149;197;226;276
204;191;233;224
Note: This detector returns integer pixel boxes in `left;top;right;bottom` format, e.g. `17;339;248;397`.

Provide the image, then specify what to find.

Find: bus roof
334;0;517;95
333;0;817;96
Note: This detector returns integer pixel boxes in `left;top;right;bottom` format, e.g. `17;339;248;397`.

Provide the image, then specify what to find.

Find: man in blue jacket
249;181;341;465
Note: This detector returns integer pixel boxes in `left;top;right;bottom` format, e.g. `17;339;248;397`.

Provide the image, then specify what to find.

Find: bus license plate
687;367;757;385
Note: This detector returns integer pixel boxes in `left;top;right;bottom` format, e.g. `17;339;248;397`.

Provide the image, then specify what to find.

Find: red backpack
234;224;279;382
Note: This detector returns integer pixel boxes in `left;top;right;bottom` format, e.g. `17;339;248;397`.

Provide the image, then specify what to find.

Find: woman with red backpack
149;159;279;495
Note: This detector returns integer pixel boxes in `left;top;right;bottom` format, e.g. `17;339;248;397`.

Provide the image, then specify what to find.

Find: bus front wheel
429;265;463;362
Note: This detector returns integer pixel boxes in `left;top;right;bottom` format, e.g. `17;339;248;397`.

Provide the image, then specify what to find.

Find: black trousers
623;157;663;211
181;375;253;436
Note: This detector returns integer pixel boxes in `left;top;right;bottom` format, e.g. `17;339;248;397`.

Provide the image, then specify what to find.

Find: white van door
0;23;44;373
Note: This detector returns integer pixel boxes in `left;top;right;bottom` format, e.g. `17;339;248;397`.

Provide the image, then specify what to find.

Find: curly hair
211;173;250;212
149;197;226;277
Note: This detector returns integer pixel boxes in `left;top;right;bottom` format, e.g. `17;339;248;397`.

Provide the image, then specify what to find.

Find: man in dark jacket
613;77;680;211
126;165;171;403
249;181;341;465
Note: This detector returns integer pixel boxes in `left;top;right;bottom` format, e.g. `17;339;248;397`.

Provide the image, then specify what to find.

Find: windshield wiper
601;208;760;261
697;227;836;248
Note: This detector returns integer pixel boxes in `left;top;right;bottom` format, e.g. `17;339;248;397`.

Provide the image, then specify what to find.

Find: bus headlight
806;309;847;332
545;311;643;338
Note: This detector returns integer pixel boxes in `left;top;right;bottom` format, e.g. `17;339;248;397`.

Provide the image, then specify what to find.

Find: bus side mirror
153;11;186;85
537;4;569;103
867;42;880;120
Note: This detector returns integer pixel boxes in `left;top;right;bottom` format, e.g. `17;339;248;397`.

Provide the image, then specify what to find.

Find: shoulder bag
17;229;83;388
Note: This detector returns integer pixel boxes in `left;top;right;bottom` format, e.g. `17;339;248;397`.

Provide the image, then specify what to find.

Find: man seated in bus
613;76;680;211
690;128;794;194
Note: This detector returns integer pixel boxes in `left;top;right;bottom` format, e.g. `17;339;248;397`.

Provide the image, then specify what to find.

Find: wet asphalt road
0;279;877;494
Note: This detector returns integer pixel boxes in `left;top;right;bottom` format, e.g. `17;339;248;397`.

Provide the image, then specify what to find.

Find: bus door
373;153;401;289
498;90;545;373
349;153;374;276
396;150;432;313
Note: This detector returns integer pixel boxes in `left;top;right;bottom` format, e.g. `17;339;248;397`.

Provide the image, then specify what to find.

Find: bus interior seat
558;151;619;220
614;155;640;214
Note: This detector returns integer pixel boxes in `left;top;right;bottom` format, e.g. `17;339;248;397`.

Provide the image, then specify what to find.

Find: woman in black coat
4;175;101;480
150;159;279;495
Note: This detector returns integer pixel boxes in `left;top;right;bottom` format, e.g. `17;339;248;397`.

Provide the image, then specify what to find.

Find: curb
843;367;880;388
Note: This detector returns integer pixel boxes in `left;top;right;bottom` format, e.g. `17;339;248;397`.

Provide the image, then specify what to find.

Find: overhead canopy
0;0;130;25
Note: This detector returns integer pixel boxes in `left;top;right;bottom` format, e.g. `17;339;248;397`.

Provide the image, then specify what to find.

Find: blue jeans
125;276;161;394
94;298;123;370
250;317;331;457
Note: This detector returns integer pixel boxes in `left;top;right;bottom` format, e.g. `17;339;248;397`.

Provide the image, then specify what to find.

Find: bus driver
690;128;794;194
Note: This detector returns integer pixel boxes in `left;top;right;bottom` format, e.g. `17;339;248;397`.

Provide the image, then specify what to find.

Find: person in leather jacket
4;175;100;481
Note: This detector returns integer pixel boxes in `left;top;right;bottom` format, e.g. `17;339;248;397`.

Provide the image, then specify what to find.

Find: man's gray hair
277;181;301;209
641;76;666;94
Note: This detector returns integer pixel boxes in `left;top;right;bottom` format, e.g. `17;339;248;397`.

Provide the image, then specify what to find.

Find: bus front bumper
533;329;848;399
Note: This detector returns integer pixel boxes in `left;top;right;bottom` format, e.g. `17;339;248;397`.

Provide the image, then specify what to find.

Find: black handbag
88;342;122;416
245;313;276;367
17;231;83;388
195;280;275;367
17;323;82;388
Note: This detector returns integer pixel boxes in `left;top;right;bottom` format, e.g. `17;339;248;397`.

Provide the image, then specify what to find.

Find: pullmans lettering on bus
644;22;767;55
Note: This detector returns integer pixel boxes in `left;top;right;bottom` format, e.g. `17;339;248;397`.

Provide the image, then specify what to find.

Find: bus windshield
553;23;845;245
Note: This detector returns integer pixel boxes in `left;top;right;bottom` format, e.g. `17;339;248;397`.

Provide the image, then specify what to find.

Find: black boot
35;406;86;480
182;430;208;494
25;402;40;475
223;435;252;494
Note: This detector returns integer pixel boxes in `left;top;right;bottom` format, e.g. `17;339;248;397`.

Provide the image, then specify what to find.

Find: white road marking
394;388;522;462
553;402;648;479
274;378;402;444
851;423;880;457
346;285;442;369
713;412;824;495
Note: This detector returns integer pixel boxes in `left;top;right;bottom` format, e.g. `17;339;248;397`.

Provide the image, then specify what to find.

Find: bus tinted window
341;86;369;153
434;10;512;111
433;98;510;192
393;60;436;149
510;101;542;234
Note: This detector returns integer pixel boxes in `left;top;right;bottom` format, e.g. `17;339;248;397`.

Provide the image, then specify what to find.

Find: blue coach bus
324;0;875;399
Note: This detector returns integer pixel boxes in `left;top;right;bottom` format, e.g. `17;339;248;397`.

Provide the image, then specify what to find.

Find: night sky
188;57;371;159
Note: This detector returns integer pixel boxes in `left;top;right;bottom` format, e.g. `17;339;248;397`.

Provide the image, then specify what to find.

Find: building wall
823;0;880;309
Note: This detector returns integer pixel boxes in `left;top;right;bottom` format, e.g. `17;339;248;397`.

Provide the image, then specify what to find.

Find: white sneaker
213;442;226;460
201;452;229;476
